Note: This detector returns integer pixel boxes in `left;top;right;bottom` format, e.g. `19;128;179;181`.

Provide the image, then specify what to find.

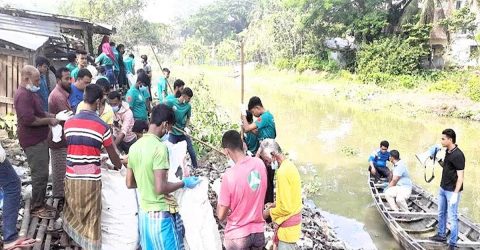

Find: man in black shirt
429;128;465;249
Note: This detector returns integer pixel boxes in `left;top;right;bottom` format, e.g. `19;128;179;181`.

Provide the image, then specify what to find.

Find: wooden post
240;39;245;104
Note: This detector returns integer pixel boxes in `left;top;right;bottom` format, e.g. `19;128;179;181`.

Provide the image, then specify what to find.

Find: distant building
427;0;480;68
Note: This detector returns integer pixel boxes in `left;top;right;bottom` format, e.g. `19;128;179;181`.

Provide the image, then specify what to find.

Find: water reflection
182;67;480;249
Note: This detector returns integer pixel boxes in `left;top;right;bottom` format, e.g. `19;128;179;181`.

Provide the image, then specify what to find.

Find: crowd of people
0;36;306;250
0;38;466;250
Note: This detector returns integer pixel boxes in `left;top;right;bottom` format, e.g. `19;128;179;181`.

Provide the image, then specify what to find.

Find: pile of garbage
195;152;349;250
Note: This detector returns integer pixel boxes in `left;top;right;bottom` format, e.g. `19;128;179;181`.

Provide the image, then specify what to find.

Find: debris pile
195;152;349;250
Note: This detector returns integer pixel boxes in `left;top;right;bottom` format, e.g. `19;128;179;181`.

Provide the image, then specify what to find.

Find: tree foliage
59;0;172;50
181;0;256;45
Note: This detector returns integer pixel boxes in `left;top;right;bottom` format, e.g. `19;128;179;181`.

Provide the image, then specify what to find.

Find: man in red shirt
14;65;59;218
63;84;122;249
48;67;73;199
217;130;267;250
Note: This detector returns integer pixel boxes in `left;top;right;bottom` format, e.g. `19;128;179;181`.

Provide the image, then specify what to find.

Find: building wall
0;49;32;115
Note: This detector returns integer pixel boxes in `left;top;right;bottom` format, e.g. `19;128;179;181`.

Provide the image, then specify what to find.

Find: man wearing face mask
127;72;150;134
126;104;201;249
259;139;302;250
69;68;92;113
63;84;122;250
76;78;114;126
14;65;60;219
47;67;73;199
108;91;137;153
217;130;267;250
166;87;198;169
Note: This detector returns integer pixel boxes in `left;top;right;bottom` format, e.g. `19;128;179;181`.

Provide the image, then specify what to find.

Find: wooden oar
173;125;226;156
150;45;174;93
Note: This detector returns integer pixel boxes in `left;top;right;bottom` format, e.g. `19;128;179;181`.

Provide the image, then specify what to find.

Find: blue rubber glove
381;182;389;189
183;176;201;189
428;144;442;158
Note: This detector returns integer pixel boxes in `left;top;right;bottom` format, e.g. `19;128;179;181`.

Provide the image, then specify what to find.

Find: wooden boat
368;175;480;249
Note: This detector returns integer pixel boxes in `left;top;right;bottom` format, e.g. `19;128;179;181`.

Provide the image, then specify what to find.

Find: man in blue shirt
68;69;92;113
35;56;51;112
368;140;391;181
384;150;412;212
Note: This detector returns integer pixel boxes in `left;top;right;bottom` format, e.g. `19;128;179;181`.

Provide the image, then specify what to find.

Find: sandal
31;207;56;219
4;237;37;250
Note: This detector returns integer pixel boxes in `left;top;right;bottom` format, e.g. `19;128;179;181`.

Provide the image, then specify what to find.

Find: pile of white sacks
100;141;222;250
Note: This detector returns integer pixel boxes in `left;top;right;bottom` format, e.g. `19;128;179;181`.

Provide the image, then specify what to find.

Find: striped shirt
64;110;112;180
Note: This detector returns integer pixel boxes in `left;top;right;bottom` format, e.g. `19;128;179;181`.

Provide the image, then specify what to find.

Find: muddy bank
195;152;350;250
302;82;480;122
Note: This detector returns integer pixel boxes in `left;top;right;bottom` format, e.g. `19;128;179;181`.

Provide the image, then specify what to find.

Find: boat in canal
368;176;480;249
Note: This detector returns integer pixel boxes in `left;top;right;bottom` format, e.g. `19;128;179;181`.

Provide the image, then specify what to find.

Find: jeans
24;140;50;210
437;187;460;246
0;159;21;243
168;134;198;168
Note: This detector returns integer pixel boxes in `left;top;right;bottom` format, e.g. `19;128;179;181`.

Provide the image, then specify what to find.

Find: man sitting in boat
368;140;391;181
384;150;412;212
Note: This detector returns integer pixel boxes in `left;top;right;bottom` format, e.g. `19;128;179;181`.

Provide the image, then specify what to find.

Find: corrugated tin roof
0;29;49;50
0;7;114;34
0;13;61;38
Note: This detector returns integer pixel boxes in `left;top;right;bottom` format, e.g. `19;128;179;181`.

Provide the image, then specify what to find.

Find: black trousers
264;164;275;205
368;165;391;180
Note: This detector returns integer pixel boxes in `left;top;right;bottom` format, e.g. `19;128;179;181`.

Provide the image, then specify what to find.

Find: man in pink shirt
108;91;137;153
217;130;267;250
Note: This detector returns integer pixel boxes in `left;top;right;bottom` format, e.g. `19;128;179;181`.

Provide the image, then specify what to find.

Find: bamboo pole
19;198;31;237
33;198;55;250
173;126;225;156
240;40;245;104
150;45;174;93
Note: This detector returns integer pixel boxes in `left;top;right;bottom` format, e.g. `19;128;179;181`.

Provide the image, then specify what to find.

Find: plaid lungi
63;178;102;250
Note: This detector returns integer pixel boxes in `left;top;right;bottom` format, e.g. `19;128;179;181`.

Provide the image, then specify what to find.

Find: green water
177;67;480;249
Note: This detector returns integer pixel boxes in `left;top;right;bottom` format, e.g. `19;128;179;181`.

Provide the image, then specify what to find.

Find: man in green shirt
70;50;88;81
243;111;259;156
157;68;170;103
126;104;200;249
126;72;149;122
241;96;277;142
166;87;198;168
165;79;185;103
65;53;77;72
123;53;135;75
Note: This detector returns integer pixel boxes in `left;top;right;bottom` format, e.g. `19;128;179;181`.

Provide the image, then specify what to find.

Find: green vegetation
188;75;238;156
59;0;175;55
0;113;17;139
173;0;479;99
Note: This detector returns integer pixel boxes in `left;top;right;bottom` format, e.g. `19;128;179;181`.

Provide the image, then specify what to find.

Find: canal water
176;66;480;249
